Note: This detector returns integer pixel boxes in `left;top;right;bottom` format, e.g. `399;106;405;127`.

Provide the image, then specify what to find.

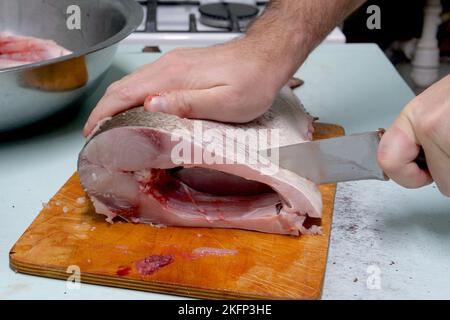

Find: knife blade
261;131;388;184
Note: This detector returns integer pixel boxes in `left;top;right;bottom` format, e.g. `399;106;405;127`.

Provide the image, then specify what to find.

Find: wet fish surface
78;87;322;236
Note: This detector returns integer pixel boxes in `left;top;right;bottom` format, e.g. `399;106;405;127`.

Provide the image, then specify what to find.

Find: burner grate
199;3;259;32
136;0;263;33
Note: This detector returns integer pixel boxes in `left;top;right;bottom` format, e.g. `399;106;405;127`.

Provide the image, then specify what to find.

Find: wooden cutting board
9;123;344;300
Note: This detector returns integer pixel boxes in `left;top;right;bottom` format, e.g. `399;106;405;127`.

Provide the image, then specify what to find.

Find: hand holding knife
262;130;428;184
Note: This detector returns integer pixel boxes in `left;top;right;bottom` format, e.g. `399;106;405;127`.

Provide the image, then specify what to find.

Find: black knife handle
415;147;428;171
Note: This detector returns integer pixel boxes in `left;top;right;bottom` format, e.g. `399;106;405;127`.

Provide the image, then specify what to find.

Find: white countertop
1;43;449;299
123;27;346;46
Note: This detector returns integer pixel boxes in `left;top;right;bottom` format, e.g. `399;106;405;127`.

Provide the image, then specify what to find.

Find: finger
83;68;178;137
377;114;432;188
405;74;450;195
287;77;304;89
143;88;262;123
83;82;147;136
421;140;450;196
416;113;450;195
82;54;179;137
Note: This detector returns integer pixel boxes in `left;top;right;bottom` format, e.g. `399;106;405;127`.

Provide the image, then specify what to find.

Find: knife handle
415;147;428;170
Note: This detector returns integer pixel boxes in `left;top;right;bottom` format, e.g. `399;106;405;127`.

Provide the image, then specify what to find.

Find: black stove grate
136;0;264;33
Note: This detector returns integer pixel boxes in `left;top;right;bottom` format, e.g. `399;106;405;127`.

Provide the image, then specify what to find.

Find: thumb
144;91;195;118
377;112;432;188
144;88;254;123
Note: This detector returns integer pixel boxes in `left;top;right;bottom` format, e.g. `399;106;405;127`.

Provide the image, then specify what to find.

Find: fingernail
147;95;168;112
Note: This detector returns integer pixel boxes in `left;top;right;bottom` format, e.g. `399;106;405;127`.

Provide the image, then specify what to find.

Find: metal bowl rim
0;0;143;74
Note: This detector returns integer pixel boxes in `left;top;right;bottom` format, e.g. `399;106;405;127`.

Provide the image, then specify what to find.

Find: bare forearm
243;0;365;86
84;0;367;133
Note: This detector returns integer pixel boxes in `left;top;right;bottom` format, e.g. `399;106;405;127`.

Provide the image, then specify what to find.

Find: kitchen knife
261;131;388;184
262;130;428;184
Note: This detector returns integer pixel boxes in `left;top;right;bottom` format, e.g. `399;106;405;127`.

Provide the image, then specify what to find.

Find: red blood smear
116;266;131;276
135;254;174;275
143;169;192;205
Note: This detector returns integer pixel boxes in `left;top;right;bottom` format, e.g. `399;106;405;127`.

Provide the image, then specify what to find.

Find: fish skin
78;87;323;236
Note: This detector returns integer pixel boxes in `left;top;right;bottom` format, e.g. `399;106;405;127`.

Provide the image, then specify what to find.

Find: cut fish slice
78;87;323;236
0;32;71;69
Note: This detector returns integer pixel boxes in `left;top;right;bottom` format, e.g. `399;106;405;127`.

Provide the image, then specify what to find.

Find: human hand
377;74;450;196
83;39;290;136
83;0;365;137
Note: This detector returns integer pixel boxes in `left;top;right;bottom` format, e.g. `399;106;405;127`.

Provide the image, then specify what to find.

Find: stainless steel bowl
0;0;143;131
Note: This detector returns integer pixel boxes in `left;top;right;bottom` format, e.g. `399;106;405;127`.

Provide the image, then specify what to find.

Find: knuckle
114;85;134;101
376;148;388;169
176;93;193;117
165;62;183;75
160;50;191;73
376;135;402;175
407;93;428;118
416;116;436;139
407;97;438;140
408;94;425;112
376;148;396;174
219;87;271;123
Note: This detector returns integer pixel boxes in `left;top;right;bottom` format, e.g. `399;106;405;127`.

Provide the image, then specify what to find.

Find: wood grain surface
9;123;344;300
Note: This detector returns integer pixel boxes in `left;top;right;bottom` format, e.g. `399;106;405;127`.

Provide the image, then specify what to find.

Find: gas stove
123;0;346;46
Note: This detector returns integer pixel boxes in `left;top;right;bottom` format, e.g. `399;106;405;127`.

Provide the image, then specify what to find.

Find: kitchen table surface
1;43;449;300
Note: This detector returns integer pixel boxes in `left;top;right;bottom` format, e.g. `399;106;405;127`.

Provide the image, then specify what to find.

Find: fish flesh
0;32;71;69
78;87;322;235
78;87;322;236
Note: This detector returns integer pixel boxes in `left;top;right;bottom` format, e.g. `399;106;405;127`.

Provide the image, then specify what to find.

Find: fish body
78;87;322;236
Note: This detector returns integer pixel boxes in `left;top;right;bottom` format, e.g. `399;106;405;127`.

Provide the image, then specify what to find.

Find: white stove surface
126;1;345;46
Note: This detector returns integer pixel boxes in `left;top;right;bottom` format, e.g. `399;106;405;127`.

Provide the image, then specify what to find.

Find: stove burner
199;2;259;31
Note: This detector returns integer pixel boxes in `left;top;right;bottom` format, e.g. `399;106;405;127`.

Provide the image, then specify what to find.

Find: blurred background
343;0;450;93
